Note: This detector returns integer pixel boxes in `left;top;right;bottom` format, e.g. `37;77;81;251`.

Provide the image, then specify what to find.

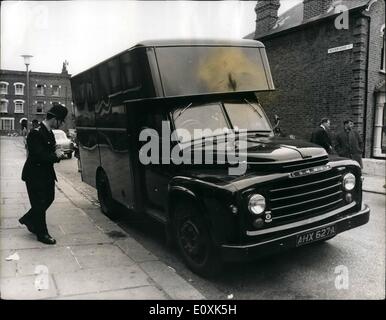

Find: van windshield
173;103;229;143
172;101;272;143
224;102;272;133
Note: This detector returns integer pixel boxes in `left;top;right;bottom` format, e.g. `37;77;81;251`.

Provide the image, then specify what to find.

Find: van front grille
268;170;344;224
280;156;329;172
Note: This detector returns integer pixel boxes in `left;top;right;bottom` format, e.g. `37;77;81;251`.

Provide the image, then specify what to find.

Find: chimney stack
303;0;335;21
255;0;280;36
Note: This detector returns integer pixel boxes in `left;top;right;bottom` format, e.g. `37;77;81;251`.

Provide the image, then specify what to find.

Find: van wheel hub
180;220;202;257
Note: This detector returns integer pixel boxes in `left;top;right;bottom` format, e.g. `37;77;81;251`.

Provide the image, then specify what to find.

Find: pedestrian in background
310;118;333;154
73;131;81;172
20;119;28;136
31;119;40;131
21;119;28;148
19;103;68;245
335;119;364;168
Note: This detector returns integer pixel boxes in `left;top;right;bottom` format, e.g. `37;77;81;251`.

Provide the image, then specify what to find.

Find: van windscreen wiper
174;103;193;120
244;99;262;118
247;130;271;137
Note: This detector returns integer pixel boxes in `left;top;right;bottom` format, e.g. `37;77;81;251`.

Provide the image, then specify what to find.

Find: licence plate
296;225;336;247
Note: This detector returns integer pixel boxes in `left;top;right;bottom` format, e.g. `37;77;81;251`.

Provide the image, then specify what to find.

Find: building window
36;101;45;114
0;99;8;113
0;117;14;131
52;85;60;96
14;82;25;95
0;82;9;94
36;84;45;96
14;100;24;113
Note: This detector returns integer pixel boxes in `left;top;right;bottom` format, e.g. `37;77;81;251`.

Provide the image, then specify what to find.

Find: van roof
71;39;266;78
134;38;265;48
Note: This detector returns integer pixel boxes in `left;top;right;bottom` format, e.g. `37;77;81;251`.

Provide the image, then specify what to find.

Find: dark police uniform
20;122;61;236
19;103;67;244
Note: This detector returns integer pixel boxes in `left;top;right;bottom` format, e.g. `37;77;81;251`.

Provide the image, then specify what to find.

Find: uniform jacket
22;123;60;182
310;126;332;153
335;129;363;158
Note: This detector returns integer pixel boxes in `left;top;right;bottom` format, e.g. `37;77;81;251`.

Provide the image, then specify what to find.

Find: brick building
0;64;74;134
246;0;385;159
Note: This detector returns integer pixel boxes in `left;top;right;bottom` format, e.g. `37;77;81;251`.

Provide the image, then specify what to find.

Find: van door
138;111;171;214
96;102;136;211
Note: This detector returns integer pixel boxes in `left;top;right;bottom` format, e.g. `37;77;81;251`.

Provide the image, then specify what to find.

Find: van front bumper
220;204;370;262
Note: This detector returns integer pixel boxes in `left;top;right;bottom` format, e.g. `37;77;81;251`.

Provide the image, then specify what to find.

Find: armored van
71;39;369;276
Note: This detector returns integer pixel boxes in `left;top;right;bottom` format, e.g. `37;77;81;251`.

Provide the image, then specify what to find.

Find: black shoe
19;217;36;234
37;234;56;245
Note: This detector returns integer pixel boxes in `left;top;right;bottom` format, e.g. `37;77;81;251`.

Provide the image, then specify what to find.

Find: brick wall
255;1;385;157
255;0;280;36
0;69;74;134
1;71;31;133
29;73;74;132
350;16;368;140
256;16;357;143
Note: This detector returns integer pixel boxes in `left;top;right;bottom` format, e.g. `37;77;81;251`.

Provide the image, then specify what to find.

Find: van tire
96;171;118;220
173;200;222;277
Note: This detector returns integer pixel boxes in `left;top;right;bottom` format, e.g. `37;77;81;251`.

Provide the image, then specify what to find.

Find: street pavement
0;136;205;300
1;136;385;300
362;175;386;195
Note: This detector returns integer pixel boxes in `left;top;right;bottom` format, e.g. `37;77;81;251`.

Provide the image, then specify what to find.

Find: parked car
53;129;74;159
68;128;76;141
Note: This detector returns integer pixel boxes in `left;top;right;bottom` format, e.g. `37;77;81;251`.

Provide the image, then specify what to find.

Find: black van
71;39;370;276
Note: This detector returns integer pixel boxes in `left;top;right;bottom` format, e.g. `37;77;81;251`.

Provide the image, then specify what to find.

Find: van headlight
248;194;266;215
343;173;356;191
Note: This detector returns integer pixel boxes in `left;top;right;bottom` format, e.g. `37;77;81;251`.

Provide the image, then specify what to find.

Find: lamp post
21;55;33;130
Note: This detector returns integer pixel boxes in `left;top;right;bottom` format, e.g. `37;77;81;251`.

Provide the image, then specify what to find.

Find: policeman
19;103;68;244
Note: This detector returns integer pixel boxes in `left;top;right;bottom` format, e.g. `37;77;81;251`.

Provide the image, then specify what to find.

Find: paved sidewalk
0;136;205;300
362;175;386;195
362;158;386;195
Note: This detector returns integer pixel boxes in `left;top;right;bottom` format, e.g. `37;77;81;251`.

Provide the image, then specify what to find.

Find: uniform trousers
21;178;55;235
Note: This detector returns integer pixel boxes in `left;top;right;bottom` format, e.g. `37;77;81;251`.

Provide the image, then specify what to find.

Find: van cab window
172;103;229;143
224;102;272;133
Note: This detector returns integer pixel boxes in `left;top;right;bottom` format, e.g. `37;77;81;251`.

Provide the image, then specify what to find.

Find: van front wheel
174;201;222;277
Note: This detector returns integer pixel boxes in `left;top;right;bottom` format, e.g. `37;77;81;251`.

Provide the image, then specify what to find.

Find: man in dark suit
19;103;68;245
335;119;364;168
310;118;333;154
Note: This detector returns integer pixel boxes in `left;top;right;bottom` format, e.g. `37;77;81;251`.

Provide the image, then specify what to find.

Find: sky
1;0;301;75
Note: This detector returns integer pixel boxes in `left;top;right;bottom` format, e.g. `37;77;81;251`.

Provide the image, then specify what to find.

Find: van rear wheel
173;201;222;277
96;171;118;220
